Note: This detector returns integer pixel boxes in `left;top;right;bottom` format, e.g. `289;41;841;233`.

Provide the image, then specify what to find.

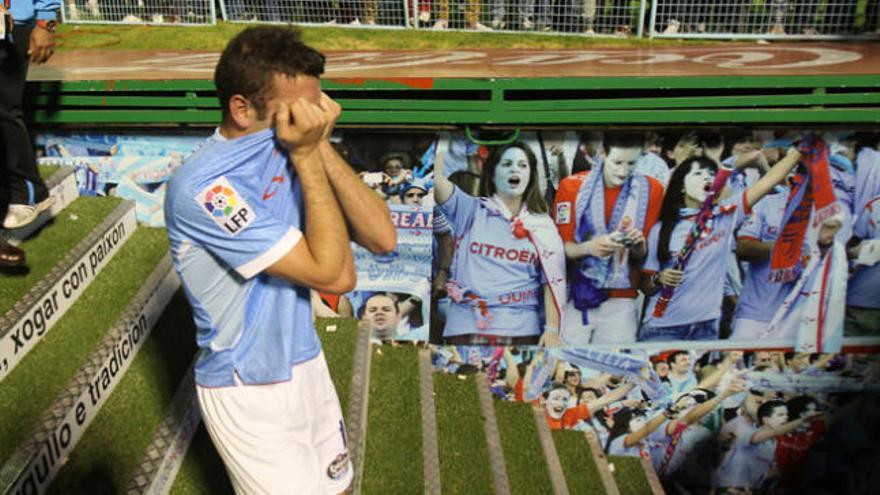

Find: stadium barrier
649;0;880;40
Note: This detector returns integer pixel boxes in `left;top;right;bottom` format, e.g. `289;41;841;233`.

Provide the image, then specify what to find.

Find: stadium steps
0;222;174;494
493;400;555;495
5;165;79;247
606;456;664;495
551;429;616;495
361;344;422;494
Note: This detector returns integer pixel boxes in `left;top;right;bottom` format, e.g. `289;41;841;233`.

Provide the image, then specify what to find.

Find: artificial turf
0;196;123;316
0;227;168;464
434;372;494;495
39;165;61;180
362;344;422;495
48;289;198;493
316;317;359;419
169;424;234;495
494;400;554;495
552;430;606;495
608;456;655;495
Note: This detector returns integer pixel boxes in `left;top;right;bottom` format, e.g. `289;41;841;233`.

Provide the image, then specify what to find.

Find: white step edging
0;201;137;383
0;256;179;495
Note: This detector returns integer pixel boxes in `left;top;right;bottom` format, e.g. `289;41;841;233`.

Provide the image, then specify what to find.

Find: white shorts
561;297;640;346
197;352;353;495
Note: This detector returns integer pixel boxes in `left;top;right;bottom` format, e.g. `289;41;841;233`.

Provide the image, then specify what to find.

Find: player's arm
624;411;667;447
265;99;355;294
317;94;396;254
434;135;454;204
751;413;820;444
540;284;562;347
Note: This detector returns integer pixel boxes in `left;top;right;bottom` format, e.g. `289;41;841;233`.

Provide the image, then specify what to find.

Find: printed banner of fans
432;346;880;494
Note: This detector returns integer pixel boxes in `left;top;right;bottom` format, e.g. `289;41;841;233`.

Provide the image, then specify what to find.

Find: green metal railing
26;74;880;126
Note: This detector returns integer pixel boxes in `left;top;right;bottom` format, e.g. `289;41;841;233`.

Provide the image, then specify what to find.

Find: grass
0;227;168;464
316;317;359;419
55;21;708;52
552;430;605;495
0;197;122;316
608;456;655;495
434;372;494;495
48;289;198;494
169;424;235;495
362;345;422;495
40;164;62;181
494;400;554;495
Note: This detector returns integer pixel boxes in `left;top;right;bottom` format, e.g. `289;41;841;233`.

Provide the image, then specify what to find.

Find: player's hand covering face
494;147;531;198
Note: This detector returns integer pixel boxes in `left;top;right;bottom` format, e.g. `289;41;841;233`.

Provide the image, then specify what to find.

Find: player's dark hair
480;142;548;215
658;156;718;264
757;399;786;426
215;26;326;120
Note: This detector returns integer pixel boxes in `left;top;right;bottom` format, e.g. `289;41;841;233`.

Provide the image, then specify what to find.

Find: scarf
571;166;650;323
746;371;880;394
769;138;840;283
446;195;566;333
855;147;880;218
652;166;734;317
764;242;847;353
552;348;670;401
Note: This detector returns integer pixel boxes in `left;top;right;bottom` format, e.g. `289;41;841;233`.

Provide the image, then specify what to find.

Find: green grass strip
362;345;422;495
0;196;122;316
316;317;358;419
495;400;554;495
39;165;61;181
608;456;654;495
48;289;197;493
55;22;709;53
434;372;494;495
0;227;167;463
552;430;605;495
169;424;234;495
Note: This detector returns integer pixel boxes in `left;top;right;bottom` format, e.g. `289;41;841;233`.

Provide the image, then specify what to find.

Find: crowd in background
433;346;880;494
429;130;879;346
60;0;880;36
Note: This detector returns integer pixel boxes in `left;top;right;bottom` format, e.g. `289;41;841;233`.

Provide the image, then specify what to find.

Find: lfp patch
555;201;572;225
196;177;255;236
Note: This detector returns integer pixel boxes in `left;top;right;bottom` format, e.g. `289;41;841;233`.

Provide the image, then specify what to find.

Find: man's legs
197;352;353;495
1;25;51;230
588;298;639;345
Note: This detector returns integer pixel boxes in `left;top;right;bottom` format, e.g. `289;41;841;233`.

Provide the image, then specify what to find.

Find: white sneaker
3;197;55;230
151;13;164;23
325;18;337;25
418;10;431;22
432;19;448;30
471;22;492;31
122;14;142;22
491;17;505;29
349;17;361;25
522;18;534;30
663;19;679;34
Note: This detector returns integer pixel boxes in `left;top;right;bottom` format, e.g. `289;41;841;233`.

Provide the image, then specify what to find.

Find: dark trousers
1;23;48;215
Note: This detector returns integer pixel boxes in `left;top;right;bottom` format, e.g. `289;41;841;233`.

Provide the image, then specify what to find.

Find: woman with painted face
434;142;566;345
639;148;802;342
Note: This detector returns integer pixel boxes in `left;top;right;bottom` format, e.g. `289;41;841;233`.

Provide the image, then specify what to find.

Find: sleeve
643;177;665;237
721;190;752;228
172;177;301;279
853;200;878;239
438;185;479;237
553;174;584;243
34;0;61;18
643;223;662;273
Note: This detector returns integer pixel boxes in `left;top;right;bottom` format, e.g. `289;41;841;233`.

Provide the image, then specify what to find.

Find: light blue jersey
440;187;543;338
165;129;318;387
736;189;796;322
643;192;750;327
847;197;880;309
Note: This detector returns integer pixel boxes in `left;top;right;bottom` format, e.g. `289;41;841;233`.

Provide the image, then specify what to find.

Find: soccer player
553;133;664;345
164;26;395;494
435;142;565;345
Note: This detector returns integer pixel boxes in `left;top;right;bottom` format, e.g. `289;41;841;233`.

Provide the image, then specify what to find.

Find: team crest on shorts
195;177;255;236
326;452;350;480
556;201;572;225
